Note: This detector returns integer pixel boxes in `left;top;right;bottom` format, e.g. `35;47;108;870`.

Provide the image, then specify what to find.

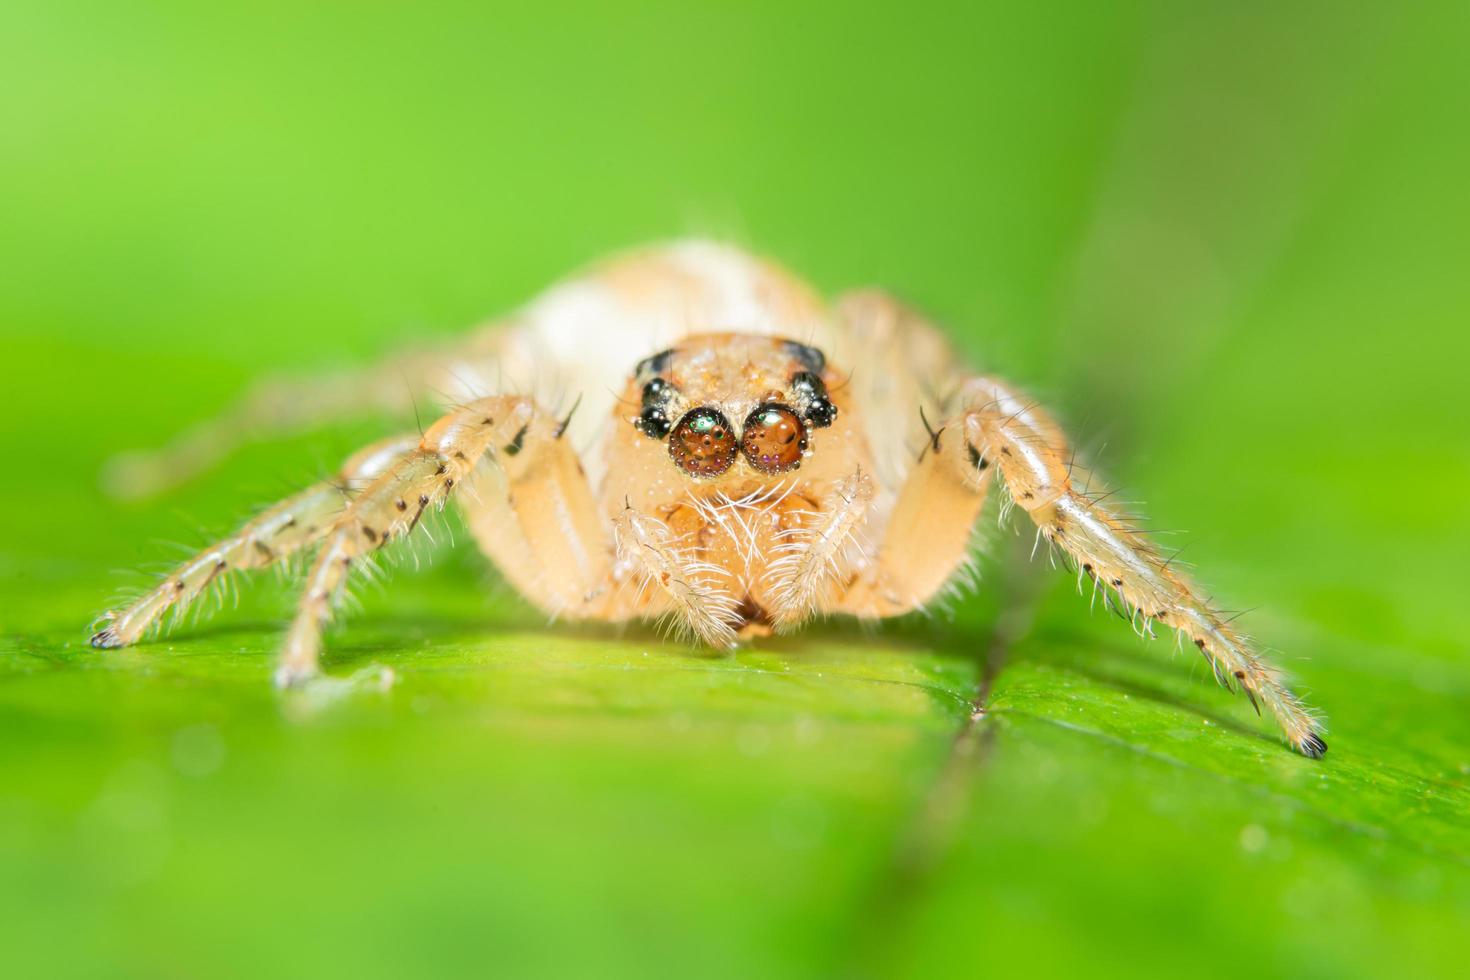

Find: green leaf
2;2;1468;978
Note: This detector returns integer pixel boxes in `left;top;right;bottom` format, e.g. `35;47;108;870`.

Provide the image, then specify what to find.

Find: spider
90;240;1326;758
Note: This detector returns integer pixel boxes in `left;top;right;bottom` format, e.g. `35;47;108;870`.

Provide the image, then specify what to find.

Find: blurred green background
3;1;1468;977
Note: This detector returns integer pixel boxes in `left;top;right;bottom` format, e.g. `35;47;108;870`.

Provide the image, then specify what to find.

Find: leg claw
90;627;121;649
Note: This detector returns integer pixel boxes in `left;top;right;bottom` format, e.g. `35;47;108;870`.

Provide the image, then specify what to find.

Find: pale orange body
93;242;1326;757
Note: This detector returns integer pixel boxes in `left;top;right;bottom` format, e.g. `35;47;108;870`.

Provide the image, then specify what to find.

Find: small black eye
642;378;671;405
635;348;675;377
804;399;837;428
791;371;837;428
634;378;674;439
635;408;672;439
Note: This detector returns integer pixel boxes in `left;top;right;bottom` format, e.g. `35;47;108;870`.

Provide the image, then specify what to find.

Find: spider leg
98;318;527;502
833;428;992;620
90;434;419;649
957;375;1326;758
274;395;556;686
825;361;1325;757
453;417;613;620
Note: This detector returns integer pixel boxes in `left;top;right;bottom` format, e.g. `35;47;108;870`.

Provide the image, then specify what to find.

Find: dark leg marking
201;560;227;590
406;494;430;534
504;424;529;456
918;405;943;455
556;393;583;439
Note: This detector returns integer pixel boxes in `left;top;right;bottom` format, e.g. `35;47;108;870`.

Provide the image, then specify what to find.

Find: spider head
627;334;839;480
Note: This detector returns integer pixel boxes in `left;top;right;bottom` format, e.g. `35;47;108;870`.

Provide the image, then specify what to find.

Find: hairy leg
274;396;566;685
832;289;970;488
455;418;613;619
99;330;512;501
91;435;419;649
833;430;991;619
958;375;1326;758
825;287;993;618
821;326;1324;758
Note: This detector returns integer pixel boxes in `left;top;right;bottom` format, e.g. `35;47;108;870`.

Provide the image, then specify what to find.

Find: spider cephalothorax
90;240;1327;758
628;334;838;480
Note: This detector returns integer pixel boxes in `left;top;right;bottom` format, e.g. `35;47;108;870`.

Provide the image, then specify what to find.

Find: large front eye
741;404;808;473
669;407;737;477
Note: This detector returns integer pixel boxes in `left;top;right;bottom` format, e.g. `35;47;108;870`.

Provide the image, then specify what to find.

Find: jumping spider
92;241;1326;758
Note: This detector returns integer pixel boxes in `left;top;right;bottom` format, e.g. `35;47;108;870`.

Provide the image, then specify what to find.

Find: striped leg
274;395;609;685
959;376;1326;758
91;435;418;649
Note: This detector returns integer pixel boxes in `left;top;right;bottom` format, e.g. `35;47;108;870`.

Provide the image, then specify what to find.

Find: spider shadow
114;607;1280;750
748;611;1278;751
1000;625;1284;749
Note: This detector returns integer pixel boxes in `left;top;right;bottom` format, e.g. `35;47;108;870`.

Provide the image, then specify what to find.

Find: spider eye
635;379;673;437
634;378;673;439
740;404;808;474
669;407;737;477
791;371;837;428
